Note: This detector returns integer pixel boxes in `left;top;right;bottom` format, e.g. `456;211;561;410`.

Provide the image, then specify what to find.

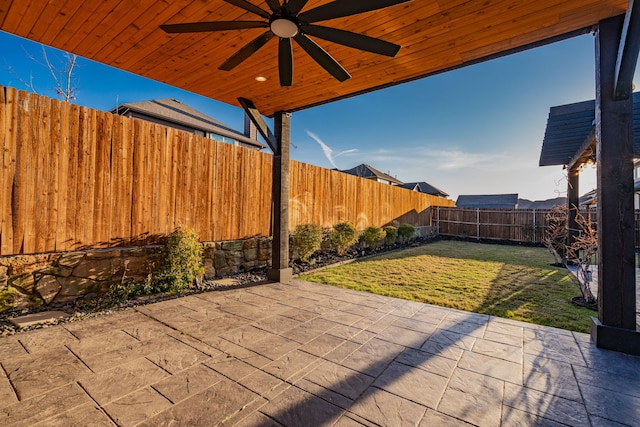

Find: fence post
533;209;537;243
436;206;440;235
476;208;480;240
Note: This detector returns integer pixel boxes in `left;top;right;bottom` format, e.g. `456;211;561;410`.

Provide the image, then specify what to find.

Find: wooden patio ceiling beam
614;0;640;100
238;97;278;154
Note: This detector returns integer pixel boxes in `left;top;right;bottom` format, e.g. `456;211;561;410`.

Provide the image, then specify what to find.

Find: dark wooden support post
267;111;293;283
590;14;640;354
566;167;580;257
238;98;292;283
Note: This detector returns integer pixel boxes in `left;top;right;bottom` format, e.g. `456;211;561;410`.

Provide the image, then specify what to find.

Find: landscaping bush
360;226;386;250
152;227;204;294
383;225;398;245
293;223;323;262
329;222;359;255
398;223;416;242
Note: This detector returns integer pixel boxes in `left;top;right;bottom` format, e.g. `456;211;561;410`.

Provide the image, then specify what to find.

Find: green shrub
0;288;15;313
398;223;416;242
383;225;398;245
104;279;144;304
360;226;386;250
293;223;323;262
329;222;359;255
153;227;204;294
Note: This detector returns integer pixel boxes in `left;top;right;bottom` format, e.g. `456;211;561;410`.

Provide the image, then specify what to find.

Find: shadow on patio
1;279;639;426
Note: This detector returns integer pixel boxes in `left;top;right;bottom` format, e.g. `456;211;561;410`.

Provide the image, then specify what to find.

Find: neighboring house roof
517;197;566;210
111;98;264;149
456;194;519;209
539;92;640;166
400;182;449;198
580;189;597;206
340;164;403;185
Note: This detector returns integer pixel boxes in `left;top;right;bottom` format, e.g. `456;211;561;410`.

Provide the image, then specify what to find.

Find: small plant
0;288;15;313
103;280;144;305
293;223;323;262
153;227;204;294
329;222;359;255
398;223;416;242
360;226;386;250
383;225;398;245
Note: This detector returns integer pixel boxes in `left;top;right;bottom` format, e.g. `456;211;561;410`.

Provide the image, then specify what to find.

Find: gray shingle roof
399;182;449;197
539;92;640;166
112;98;264;149
340;164;403;185
456;194;519;209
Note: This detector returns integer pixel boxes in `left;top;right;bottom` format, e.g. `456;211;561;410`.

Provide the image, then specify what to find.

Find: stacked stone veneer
0;237;272;312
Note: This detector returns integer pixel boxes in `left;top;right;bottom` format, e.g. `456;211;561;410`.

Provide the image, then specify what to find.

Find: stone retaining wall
0;237;273;312
0;228;435;313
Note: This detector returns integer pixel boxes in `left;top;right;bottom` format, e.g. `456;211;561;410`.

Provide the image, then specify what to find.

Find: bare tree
543;205;568;266
565;209;597;303
6;45;78;101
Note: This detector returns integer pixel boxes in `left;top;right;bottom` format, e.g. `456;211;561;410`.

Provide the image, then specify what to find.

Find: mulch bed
0;237;436;336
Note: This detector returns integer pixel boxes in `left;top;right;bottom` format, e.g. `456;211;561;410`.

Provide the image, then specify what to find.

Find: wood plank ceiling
0;0;629;117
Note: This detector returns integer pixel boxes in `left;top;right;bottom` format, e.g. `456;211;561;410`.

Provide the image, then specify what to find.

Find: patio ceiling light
270;18;298;38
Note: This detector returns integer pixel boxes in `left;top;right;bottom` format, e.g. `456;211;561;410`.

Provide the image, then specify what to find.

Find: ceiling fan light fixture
270;18;298;38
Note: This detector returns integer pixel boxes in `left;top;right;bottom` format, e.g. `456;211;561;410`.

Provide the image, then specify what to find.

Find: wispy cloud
306;130;358;169
421;148;508;171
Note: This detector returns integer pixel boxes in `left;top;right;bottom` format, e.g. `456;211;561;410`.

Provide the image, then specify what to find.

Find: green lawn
300;240;595;333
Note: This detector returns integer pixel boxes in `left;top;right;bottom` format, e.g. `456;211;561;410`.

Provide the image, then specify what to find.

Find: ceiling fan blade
302;24;400;57
264;0;282;12
225;0;272;19
299;0;412;23
286;0;310;15
219;31;274;71
293;34;350;82
278;38;293;86
160;21;267;33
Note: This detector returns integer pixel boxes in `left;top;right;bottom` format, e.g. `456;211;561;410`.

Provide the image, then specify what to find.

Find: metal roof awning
539;92;640;167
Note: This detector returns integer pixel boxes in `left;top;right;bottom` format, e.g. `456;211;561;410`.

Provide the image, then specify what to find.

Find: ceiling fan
160;0;411;86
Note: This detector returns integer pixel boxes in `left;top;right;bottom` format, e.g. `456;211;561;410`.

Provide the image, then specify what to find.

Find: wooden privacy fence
435;207;640;247
0;86;453;256
434;207;552;243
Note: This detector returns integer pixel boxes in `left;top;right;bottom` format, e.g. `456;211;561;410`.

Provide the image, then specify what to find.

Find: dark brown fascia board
568;127;597;171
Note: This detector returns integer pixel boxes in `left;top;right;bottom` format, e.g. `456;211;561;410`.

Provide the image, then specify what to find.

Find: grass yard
300;240;594;333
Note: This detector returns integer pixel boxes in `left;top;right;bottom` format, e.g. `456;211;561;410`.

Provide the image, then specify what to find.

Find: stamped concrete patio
1;279;639;426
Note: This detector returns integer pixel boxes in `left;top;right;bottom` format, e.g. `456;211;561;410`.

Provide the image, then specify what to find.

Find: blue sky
2;29;637;201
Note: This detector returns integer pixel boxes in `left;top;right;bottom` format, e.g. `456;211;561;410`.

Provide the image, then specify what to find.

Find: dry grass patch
300;240;593;333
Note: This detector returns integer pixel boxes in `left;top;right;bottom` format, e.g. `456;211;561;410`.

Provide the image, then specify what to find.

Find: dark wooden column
591;14;639;354
267;111;293;283
566;167;580;257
